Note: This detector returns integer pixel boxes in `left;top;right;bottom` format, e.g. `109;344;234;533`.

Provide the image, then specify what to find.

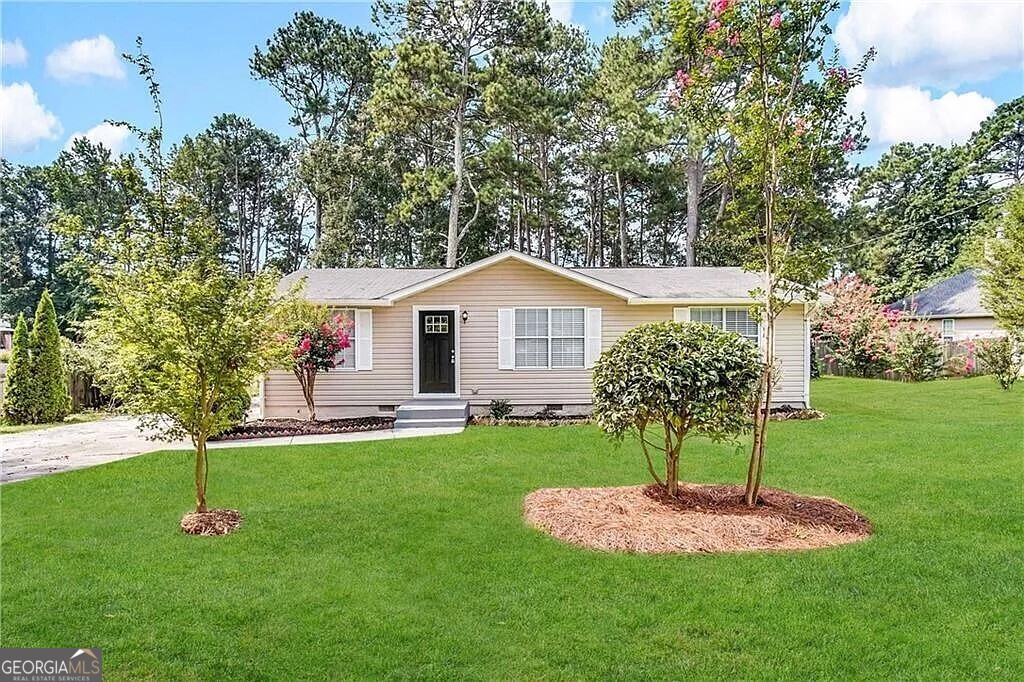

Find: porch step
394;399;470;429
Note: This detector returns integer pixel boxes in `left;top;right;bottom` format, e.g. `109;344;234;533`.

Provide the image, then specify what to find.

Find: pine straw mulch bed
180;509;243;536
524;484;871;554
210;416;394;441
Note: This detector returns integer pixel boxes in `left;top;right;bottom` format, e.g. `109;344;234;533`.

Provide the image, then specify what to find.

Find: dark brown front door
418;310;456;394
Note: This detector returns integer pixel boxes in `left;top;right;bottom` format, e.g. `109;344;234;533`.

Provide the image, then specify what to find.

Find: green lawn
0;411;107;435
1;377;1021;680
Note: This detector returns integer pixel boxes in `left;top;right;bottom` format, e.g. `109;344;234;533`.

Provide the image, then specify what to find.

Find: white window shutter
355;309;373;370
673;307;690;322
498;308;514;370
585;307;602;368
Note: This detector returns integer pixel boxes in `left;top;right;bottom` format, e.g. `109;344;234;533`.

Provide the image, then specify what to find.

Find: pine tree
29;290;70;423
2;314;34;424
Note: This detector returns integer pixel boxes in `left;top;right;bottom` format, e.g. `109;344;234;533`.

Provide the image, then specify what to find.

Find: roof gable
386;251;641;302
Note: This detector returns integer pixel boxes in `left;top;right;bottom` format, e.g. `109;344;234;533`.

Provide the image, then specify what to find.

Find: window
514;307;585;369
334;309;356;369
425;315;449;334
691;307;760;345
941;319;955;340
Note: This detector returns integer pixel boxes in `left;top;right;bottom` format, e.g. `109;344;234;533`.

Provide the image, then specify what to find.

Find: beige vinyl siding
264;258;810;417
921;316;1005;341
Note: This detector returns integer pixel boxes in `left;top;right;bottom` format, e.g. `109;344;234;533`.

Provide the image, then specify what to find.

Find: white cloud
45;35;125;82
1;39;28;67
0;82;62;155
64;122;131;155
536;0;575;25
848;84;997;148
836;1;1024;88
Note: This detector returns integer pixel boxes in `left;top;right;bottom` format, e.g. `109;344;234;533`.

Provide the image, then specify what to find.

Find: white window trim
333;308;358;371
941;318;955;340
690;306;761;347
513;307;586;370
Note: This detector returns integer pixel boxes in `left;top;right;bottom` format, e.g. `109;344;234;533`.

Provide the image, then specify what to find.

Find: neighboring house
263;250;813;424
888;269;1004;342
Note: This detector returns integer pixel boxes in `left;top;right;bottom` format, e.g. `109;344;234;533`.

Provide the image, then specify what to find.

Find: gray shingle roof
278;252;771;302
577;267;761;299
278;267;447;300
889;269;988;317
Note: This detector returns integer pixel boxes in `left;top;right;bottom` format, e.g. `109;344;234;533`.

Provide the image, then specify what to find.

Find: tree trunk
314;194;323;248
684;156;704;267
615;170;628;266
194;435;208;513
295;367;317;421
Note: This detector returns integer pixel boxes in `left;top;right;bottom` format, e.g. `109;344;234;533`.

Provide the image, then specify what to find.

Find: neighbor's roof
279;250;781;306
889;269;989;318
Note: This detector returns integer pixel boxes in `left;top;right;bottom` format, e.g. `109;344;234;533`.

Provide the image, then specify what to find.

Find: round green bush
592;321;762;495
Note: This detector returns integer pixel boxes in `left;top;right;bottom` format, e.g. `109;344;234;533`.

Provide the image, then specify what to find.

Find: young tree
29;289;71;423
272;298;352;421
2;314;33;424
88;40;289;517
89;217;284;514
981;186;1024;339
813;275;897;376
707;0;870;505
593;322;762;496
975;336;1022;390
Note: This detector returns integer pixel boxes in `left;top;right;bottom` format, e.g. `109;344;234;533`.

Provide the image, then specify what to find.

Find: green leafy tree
712;0;870;505
87;40;289;516
981;186;1024;339
975;336;1021;390
29;290;71;423
593;322;762;496
89;217;284;513
371;0;538;267
966;96;1023;188
2;314;33;424
850;143;991;301
251;11;379;244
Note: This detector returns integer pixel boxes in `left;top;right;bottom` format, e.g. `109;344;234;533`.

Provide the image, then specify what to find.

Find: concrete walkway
1;416;463;484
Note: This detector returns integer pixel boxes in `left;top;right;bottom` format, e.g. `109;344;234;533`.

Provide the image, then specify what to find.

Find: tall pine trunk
684;156;704;267
615;170;628;266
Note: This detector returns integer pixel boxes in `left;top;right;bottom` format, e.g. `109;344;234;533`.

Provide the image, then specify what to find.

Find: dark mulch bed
211;416;394;441
180;509;242;536
471;415;593;427
769;406;826;421
646;484;871;535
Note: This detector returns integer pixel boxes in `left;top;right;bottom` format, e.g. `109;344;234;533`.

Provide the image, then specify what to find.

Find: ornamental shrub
891;325;942;382
2;314;34;424
488;399;513;421
29;290;71;422
592;322;762;496
975;336;1022;390
813;275;897;376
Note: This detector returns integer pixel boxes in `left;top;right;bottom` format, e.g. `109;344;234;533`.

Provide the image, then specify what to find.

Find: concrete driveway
1;416;187;484
1;417;464;484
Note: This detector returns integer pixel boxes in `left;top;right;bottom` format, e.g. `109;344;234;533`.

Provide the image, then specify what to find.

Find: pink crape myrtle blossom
841;136;855;152
710;0;733;17
769;12;782;28
728;31;741;46
283;313;353;420
706;19;722;34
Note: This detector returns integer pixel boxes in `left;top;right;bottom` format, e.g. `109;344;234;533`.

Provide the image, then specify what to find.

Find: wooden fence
812;340;985;380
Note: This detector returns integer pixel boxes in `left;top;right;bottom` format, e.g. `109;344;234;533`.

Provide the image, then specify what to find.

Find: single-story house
888;269;1004;342
262;250;812;426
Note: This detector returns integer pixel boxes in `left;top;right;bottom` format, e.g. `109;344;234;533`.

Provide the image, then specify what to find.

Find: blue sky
2;1;1022;167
